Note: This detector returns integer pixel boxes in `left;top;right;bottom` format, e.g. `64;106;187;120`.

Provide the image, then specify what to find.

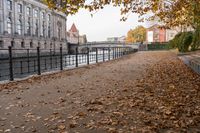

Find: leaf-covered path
0;51;200;133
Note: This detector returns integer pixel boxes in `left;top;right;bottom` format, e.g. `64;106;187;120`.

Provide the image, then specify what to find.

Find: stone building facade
0;0;67;51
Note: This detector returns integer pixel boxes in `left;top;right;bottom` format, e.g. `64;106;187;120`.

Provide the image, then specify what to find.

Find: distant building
107;36;126;43
67;23;87;44
147;24;167;43
146;24;182;43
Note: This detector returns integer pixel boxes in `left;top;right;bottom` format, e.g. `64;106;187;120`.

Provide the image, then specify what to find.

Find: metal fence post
8;46;14;81
75;47;78;67
108;47;110;61
112;47;115;59
27;49;30;73
96;48;98;63
37;47;41;75
116;47;118;58
87;47;90;65
120;47;122;57
103;48;105;62
60;47;63;70
114;48;117;59
50;49;52;69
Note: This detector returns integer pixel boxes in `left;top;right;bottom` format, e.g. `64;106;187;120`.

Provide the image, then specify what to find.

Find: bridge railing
0;46;137;82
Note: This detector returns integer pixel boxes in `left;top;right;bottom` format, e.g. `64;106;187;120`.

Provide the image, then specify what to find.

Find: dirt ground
0;51;200;133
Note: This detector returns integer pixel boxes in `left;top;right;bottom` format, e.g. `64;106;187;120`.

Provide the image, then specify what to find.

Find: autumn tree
43;0;200;27
126;26;146;43
43;0;200;49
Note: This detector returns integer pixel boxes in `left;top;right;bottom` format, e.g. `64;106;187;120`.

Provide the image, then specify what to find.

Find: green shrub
169;31;193;52
168;32;182;49
191;27;200;51
178;32;193;52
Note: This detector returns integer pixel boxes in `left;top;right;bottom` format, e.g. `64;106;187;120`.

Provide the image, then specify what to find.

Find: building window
0;41;3;48
35;21;38;36
58;28;61;39
27;7;31;16
48;26;50;38
26;21;31;35
47;14;50;21
41;12;45;19
26;17;31;35
17;19;22;35
7;17;12;34
44;42;47;49
7;0;12;10
50;43;52;49
34;9;38;17
47;14;51;38
17;4;22;13
30;42;33;48
21;41;25;48
41;21;45;37
11;40;14;47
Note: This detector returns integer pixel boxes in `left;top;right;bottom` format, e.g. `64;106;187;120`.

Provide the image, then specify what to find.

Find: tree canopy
126;26;146;43
43;0;200;29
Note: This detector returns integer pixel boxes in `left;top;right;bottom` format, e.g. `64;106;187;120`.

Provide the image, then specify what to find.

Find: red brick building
146;24;167;43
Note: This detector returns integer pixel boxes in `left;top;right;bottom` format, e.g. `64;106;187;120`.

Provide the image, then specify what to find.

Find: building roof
69;23;79;33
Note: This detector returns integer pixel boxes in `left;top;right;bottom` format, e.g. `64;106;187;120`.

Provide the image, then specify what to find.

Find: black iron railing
0;46;136;82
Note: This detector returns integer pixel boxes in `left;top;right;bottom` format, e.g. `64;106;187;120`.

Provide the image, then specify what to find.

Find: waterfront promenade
0;51;200;133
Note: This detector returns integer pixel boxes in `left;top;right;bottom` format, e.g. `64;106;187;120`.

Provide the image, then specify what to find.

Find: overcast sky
67;6;145;42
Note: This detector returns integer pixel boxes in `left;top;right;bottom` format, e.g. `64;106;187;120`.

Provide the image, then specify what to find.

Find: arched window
7;0;12;10
17;19;22;35
27;7;31;16
17;4;22;13
7;17;12;34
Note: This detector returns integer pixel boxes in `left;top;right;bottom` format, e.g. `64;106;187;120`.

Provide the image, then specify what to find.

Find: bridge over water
68;42;139;54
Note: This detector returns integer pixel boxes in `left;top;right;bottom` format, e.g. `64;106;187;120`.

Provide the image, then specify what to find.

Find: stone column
13;0;16;35
0;0;3;34
22;1;26;36
38;8;41;37
31;5;34;36
3;0;7;33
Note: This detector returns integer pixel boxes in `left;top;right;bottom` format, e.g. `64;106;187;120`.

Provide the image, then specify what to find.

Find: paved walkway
0;51;200;133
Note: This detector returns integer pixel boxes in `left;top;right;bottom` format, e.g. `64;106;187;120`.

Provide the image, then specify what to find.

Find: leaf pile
68;57;200;132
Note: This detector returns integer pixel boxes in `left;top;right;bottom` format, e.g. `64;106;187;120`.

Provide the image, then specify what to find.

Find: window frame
17;3;22;13
27;7;31;16
7;0;12;11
